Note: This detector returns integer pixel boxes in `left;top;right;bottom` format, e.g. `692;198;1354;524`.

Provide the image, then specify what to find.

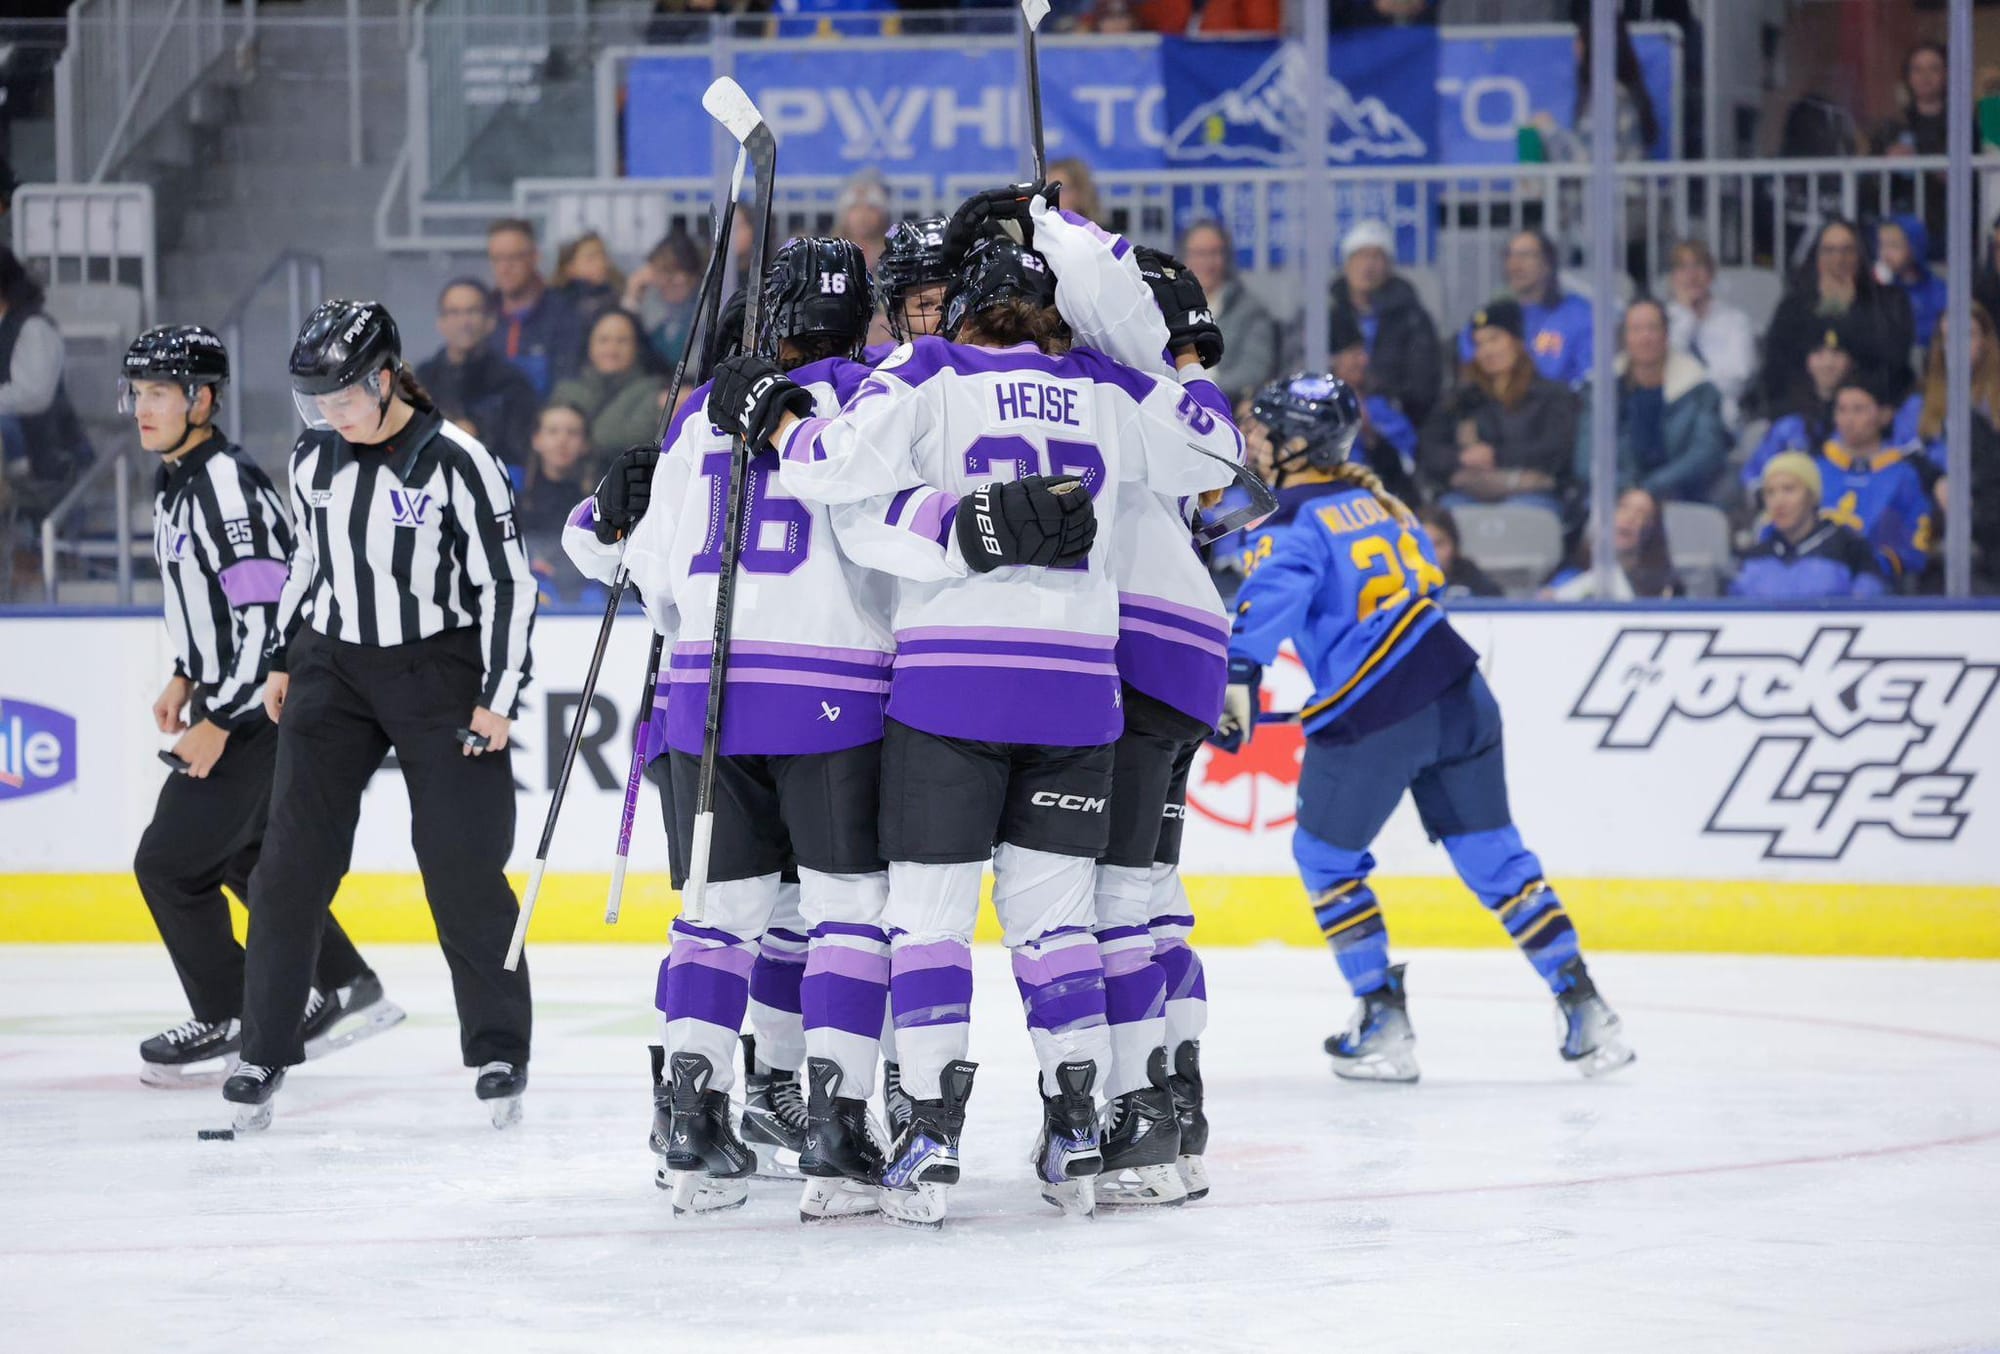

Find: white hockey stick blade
682;812;715;925
1021;0;1050;31
504;858;547;971
604;853;629;926
727;144;748;203
702;77;765;145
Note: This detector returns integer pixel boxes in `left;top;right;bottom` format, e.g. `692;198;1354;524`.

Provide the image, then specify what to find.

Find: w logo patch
388;490;434;527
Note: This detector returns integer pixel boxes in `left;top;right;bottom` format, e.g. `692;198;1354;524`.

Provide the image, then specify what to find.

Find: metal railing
53;0;229;183
38;447;136;606
8;183;157;324
220;252;327;439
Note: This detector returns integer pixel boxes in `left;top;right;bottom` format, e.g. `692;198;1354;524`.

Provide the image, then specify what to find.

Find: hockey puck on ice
197;1128;235;1141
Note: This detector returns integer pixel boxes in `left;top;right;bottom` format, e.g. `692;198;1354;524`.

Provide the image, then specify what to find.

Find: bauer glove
955;474;1096;572
593;444;660;544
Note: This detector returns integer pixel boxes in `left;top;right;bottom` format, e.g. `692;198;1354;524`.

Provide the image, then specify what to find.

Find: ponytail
1329;461;1416;526
394;363;435;411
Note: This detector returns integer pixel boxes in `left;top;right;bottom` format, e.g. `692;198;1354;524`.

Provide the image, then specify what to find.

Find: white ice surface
2;945;1997;1353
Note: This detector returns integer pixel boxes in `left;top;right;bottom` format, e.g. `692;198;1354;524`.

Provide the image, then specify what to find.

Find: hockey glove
710;354;815;451
954;474;1096;573
592;444;660;544
943;182;1058;265
1134;246;1225;369
1207;657;1262;754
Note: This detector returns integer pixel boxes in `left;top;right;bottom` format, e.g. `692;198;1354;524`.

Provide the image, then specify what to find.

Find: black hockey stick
1020;0;1050;183
683;76;778;927
605;192;741;927
1189;454;1279;548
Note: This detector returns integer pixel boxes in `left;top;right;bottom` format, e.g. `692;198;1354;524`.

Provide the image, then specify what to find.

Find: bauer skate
219;1062;285;1134
1096;1048;1186;1208
475;1061;527;1129
798;1057;885;1222
739;1035;807;1180
1555;960;1635;1078
139;1016;240;1088
881;1059;915;1141
663;1052;754;1216
1032;1060;1104;1218
1325;963;1420;1083
1169;1039;1210;1201
301;972;405;1060
879;1059;976;1231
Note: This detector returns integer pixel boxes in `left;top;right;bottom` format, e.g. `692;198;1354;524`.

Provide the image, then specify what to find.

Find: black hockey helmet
1251;373;1363;474
119;324;229;418
759;236;872;364
288;299;402;430
940;234;1058;342
874;216;951;341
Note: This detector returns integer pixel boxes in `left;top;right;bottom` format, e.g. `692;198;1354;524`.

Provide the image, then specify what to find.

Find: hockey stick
1020;0;1050;183
683;75;777;927
1189;458;1279;548
604;191;742;926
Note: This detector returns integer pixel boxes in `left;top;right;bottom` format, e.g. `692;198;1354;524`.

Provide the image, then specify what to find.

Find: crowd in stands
635;0;1438;41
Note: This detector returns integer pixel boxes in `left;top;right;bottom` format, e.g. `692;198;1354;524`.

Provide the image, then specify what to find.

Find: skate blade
1177;1154;1210;1202
230;1100;275;1134
489;1094;523;1130
1038;1175;1097;1218
303;1001;407;1061
1571;1039;1636;1079
799;1176;881;1221
749;1140;803;1180
669;1171;749;1216
878;1182;948;1230
139;1053;238;1089
1330;1048;1421;1083
1095;1162;1189;1208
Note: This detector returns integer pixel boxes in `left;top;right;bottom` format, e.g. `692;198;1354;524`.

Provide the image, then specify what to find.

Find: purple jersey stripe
783;415;833;464
1120;617;1228;659
667;668;891;694
897;653;1117;677
885;485;919;526
896;637;1117;663
890;665;1120;747
1118;591;1230;636
676;640;892;666
905;487;956;545
896;624;1114;649
669;651;892;681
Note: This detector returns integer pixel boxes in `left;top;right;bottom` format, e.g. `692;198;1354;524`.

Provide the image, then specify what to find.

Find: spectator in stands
643;0;732;44
1130;0;1279;33
1907;305;2000;470
552;231;624;329
516;401;597;604
1080;0;1140;33
1534;6;1660;163
1417;504;1503;601
1331;0;1437;26
1876;216;1946;364
1731;452;1886;600
835;169;893;271
1741;323;1857;493
1975;214;2000;331
1542;487;1680;601
0;245;90;497
1817;375;1933;584
1869;42;1951;259
1759;217;1914;414
1459;230;1594;389
1046;157;1101;224
550;308;669;475
1330;309;1420;507
1422;300;1578;515
1577;298;1727;503
1179;220;1278;404
1332;219;1441;425
416;277;540;471
487;217;584;400
624;227;704;368
1664;238;1755;427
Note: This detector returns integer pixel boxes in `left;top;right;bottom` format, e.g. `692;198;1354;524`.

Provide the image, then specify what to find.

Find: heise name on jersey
0;698;78;801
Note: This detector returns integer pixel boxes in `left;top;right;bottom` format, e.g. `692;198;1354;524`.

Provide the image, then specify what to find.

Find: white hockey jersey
775;335;1242;747
1033;202;1236;728
563;357;894;756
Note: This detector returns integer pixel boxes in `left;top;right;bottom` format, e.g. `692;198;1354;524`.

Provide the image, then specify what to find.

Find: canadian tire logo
0;698;78;801
1569;627;1997;861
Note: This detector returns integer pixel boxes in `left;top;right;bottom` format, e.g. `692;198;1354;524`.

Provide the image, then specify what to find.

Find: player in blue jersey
1216;374;1634;1082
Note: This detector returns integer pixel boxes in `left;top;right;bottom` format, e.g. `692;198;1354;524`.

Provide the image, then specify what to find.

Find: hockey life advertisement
2;610;1994;896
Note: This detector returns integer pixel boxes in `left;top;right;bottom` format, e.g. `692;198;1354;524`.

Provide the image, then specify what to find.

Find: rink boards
2;605;1996;956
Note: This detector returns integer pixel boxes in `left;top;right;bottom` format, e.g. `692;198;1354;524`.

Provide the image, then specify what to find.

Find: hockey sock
1095;863;1166;1100
747;932;807;1073
659;918;757;1096
1012;927;1112;1098
889;933;973;1101
801;921;889;1100
1147;863;1208;1048
1443;827;1581;993
1295;825;1393;996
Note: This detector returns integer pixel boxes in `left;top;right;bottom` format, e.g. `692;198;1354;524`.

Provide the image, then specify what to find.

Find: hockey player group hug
123;172;1633;1225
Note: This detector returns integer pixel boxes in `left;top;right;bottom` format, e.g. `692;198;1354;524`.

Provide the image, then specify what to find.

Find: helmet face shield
117;378;193;419
293;370;388;432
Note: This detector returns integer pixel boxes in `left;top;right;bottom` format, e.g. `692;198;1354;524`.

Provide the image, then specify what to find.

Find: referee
225;299;537;1132
127;324;397;1086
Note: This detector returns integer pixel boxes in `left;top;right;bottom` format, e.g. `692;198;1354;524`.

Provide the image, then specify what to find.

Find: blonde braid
1329;461;1415;526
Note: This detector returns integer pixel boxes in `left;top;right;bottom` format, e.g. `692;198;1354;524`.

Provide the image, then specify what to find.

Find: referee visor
293;368;391;432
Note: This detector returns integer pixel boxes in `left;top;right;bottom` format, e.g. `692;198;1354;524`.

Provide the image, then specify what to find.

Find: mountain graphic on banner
1163;44;1428;167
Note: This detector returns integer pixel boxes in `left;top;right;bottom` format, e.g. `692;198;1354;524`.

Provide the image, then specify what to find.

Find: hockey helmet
939;234;1059;342
759;236;872;363
1251;373;1363;474
118;324;230;419
288;299;402;430
874;217;952;341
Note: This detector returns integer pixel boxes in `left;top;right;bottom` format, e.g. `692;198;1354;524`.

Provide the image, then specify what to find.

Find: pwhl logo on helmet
0;699;78;802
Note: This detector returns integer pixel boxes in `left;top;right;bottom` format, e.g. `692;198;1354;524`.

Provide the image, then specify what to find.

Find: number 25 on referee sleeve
1351;530;1445;621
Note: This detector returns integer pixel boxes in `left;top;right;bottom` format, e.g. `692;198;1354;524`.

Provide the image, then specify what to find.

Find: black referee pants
134;713;369;1025
242;629;532;1069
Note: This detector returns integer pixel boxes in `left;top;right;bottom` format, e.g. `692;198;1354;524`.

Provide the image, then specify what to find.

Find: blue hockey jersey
1227;478;1478;743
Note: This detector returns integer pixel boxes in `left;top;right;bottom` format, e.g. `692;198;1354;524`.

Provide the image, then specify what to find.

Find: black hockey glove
710;353;815;451
954;474;1096;573
942;182;1059;266
1134;246;1225;369
592;444;659;544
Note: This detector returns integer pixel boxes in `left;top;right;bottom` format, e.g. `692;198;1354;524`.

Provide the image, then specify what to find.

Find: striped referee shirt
152;435;293;730
272;406;536;716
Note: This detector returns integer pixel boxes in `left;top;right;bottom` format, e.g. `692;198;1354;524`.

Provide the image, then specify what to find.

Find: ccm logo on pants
1031;791;1107;813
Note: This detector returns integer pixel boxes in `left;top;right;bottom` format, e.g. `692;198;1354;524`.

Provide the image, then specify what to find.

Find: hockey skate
1325;963;1420;1083
663;1052;755;1216
475;1061;527;1129
1096;1048;1186;1208
798;1057;885;1222
738;1035;807;1180
1169;1039;1210;1201
1555;960;1636;1078
881;1059;915;1141
219;1062;285;1133
878;1059;976;1231
139;1016;240;1088
648;1046;675;1190
1031;1060;1104;1218
301;972;405;1060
